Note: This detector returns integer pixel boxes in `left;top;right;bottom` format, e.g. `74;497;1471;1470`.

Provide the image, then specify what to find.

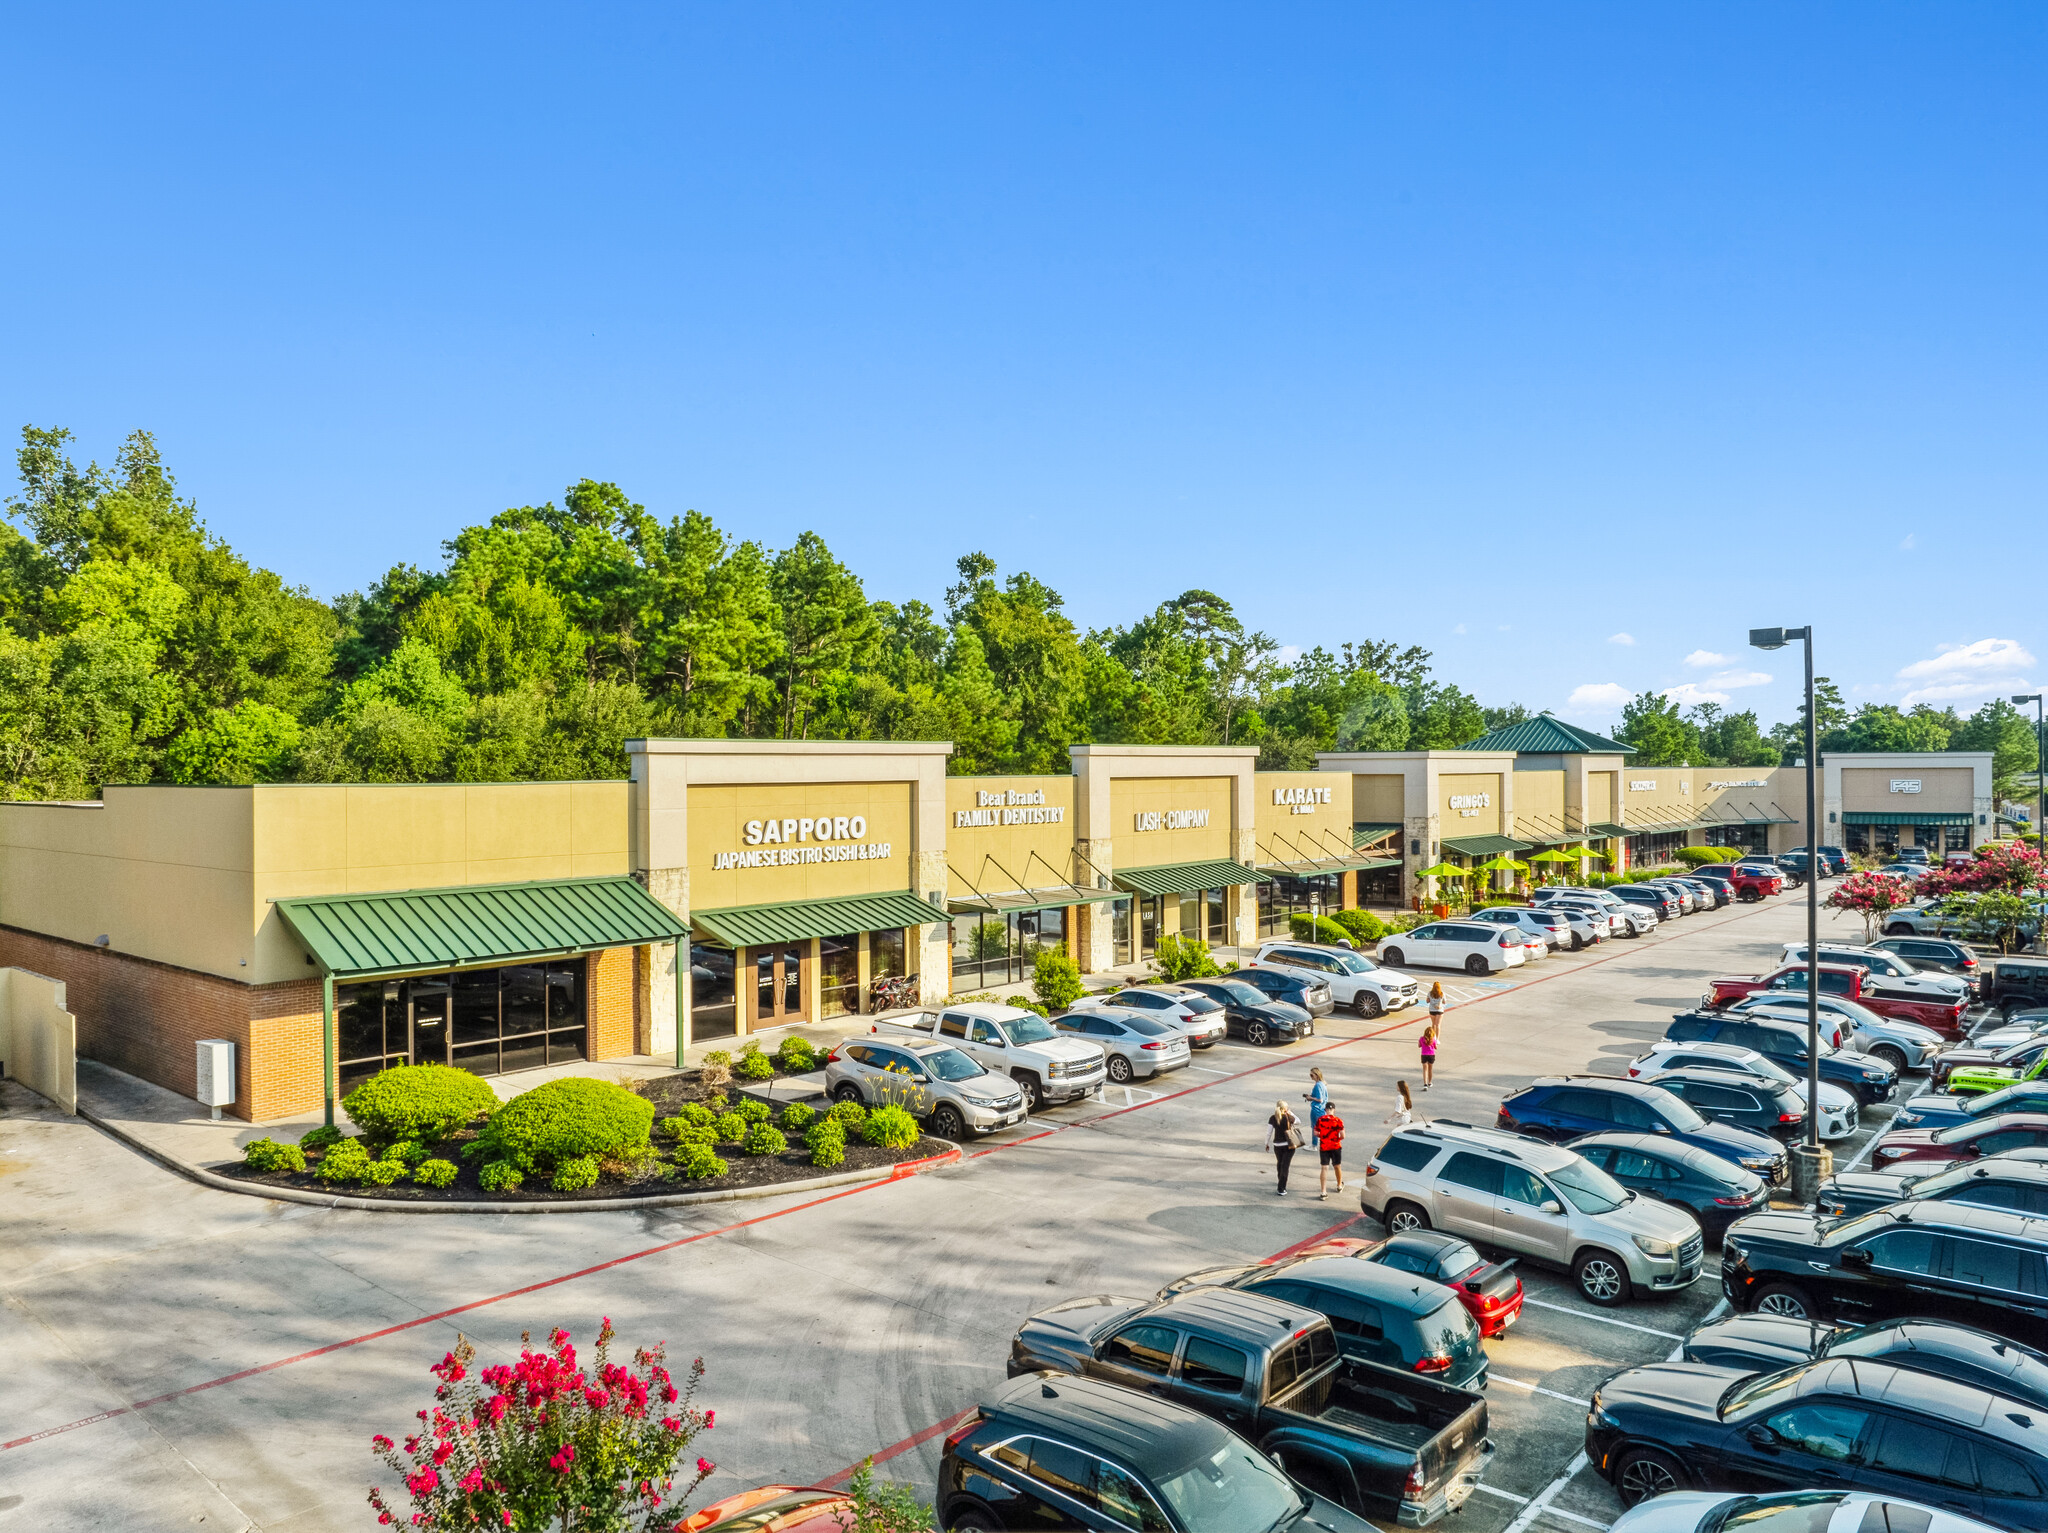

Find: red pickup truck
1703;961;1968;1037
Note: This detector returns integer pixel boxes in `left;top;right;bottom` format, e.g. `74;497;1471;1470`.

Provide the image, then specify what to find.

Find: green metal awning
1441;834;1533;856
947;884;1101;917
1352;823;1401;847
1585;823;1629;838
1624;819;1702;836
1842;811;1974;827
275;876;690;981
1350;857;1400;871
1114;859;1267;896
692;889;943;949
1257;854;1402;878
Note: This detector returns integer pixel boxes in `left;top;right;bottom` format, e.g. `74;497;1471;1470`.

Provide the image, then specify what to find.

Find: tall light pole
2014;693;2044;859
1752;625;1829;1198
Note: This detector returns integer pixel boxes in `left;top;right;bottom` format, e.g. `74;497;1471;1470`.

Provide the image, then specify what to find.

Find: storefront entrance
949;907;1068;991
1259;873;1340;937
756;944;805;1023
336;959;588;1092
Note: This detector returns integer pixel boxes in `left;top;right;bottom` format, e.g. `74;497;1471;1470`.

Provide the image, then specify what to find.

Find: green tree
768;532;874;739
167;700;303;784
1952;698;2039;806
1615;691;1700;766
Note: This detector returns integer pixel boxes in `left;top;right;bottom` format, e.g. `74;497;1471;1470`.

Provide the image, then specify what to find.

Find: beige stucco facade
945;775;1079;898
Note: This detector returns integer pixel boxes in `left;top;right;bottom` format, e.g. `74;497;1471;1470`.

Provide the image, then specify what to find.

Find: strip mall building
0;719;1993;1120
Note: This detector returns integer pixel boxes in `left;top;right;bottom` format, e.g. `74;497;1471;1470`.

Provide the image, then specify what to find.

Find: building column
856;931;872;1015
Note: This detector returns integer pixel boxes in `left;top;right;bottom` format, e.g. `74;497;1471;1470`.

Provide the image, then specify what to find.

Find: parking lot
0;889;1916;1532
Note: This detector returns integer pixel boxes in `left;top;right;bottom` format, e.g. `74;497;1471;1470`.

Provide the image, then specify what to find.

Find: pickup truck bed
1266;1360;1488;1524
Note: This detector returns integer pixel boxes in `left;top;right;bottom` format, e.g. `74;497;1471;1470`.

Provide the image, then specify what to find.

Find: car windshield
1971;1086;2048;1115
1005;1015;1057;1044
1737;1055;1796;1085
1704;1492;1848;1533
1547;1156;1630;1214
1932;1120;1985;1145
1208;981;1268;1006
1722;1364;1812;1418
922;1047;986;1082
1899;1163;1983;1198
1822;1211;1891;1246
1151;1440;1306;1533
1330;952;1376;974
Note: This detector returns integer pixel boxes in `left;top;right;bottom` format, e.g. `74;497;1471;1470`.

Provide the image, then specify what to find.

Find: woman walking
1265;1100;1305;1196
1427;981;1446;1028
1385;1079;1414;1128
1315;1102;1346;1200
1419;1022;1439;1090
1303;1067;1329;1130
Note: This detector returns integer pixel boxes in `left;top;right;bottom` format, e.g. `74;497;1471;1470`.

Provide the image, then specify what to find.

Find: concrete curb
75;1103;965;1214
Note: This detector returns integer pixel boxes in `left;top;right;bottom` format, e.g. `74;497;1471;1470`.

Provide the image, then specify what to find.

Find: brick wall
249;979;326;1121
588;945;638;1061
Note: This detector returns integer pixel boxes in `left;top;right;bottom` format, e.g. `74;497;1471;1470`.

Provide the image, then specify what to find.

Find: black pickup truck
1008;1287;1490;1525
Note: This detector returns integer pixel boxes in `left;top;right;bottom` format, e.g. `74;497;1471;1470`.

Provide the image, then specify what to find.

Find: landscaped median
214;1037;954;1211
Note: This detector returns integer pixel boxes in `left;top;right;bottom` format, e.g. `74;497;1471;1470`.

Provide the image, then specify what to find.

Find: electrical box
195;1038;236;1116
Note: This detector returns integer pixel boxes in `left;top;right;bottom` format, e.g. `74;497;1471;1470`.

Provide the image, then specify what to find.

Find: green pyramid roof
1454;714;1635;756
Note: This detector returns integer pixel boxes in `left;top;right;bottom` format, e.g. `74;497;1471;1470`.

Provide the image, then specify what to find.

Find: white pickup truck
878;1001;1107;1112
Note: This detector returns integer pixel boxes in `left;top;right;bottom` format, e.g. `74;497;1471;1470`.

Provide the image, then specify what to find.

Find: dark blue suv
1497;1074;1788;1183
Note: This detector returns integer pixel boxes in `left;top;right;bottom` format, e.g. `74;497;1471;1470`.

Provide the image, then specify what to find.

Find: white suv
1244;941;1420;1018
1376;920;1530;976
1361;1120;1703;1306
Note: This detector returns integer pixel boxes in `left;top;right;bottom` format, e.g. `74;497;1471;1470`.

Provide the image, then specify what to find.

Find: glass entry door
410;977;450;1066
755;943;807;1024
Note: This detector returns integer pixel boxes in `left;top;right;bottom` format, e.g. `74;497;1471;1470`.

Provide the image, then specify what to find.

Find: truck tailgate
1269;1361;1488;1523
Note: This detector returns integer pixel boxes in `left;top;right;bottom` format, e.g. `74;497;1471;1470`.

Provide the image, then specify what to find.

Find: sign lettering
1272;785;1333;816
1708;778;1767;789
1447;792;1491;820
1629;780;1657;791
1133;809;1210;832
1890;778;1923;794
955;806;1066;828
712;841;893;872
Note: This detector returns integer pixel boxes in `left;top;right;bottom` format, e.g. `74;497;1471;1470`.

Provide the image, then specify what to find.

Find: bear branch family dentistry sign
709;815;894;872
955;789;1067;829
1273;786;1333;816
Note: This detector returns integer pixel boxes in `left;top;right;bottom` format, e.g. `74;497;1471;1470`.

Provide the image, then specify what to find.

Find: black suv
1988;959;2048;1017
941;1372;1375;1533
1177;978;1313;1047
1869;935;1983;988
1615;885;1680;918
1681;1316;2048;1411
1815;1155;2048;1220
1720;1201;2048;1347
1499;1076;1787;1181
1665;1010;1897;1104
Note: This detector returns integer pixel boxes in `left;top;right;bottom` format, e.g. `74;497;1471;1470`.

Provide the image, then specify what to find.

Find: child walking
1419;1022;1438;1090
1385;1079;1414;1128
1315;1103;1346;1200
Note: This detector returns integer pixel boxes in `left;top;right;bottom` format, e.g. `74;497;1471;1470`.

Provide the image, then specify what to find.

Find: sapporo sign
711;814;894;872
955;788;1067;829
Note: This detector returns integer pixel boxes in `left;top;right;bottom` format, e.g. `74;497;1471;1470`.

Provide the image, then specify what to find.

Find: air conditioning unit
196;1039;236;1121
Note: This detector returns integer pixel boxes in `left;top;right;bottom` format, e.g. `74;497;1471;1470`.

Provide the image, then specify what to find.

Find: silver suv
1360;1120;1703;1307
825;1036;1028;1140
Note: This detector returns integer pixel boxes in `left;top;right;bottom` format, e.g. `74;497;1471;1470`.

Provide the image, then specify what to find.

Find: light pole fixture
2013;693;2044;857
1752;625;1827;1191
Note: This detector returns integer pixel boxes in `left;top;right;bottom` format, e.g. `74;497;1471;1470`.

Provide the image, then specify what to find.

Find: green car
1947;1045;2048;1097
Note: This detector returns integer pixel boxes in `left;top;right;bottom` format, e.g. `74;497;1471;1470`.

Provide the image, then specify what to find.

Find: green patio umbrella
1526;848;1577;864
1472;855;1528;873
1415;861;1468;879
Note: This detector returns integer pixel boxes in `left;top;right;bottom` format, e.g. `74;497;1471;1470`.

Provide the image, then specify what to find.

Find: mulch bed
214;1064;948;1203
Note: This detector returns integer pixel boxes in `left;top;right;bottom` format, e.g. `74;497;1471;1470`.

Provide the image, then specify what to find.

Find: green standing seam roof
692;889;943;950
1585;822;1629;838
1114;859;1269;896
274;876;690;981
1454;715;1635;756
1841;811;1975;827
1441;834;1534;856
946;885;1103;916
1352;823;1402;847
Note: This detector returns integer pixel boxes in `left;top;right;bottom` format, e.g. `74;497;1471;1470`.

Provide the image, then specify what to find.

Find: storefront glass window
1139;896;1161;958
1944;824;1970;853
341;961;587;1086
1110;898;1132;966
1178;891;1202;944
1844;824;1871;856
499;965;549;1074
780;944;803;1015
1260;874;1338;936
870;927;906;979
1205;887;1226;944
819;934;859;1018
691;944;738;1040
336;980;406;1093
1705;825;1769;854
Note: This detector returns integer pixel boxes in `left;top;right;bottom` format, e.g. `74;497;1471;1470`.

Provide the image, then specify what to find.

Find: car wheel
1384;1200;1431;1235
831;1083;865;1106
930;1103;968;1141
1245;1021;1272;1047
1011;1072;1044;1113
1869;1044;1907;1072
1381;946;1404;966
947;1507;1002;1532
1106;1054;1134;1084
1614;1449;1685;1506
1752;1283;1813;1319
1569;933;1585;951
1465;954;1488;976
1573;1250;1632;1306
1356;992;1383;1019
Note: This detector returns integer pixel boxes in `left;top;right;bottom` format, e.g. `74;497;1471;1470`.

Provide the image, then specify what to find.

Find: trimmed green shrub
1031;946;1086;1012
733;1044;775;1081
1287;912;1355;945
551;1155;601;1193
1675;845;1722;866
1149;933;1222;981
298;1124;343;1153
384;1139;431;1167
1003;995;1049;1016
657;1116;689;1141
743;1122;788;1156
805;1120;847;1168
671;1128;717;1156
315;1137;373;1185
362;1158;406;1187
675;1101;716;1129
712;1111;748;1142
677;1143;728;1180
828;1098;868;1127
342;1063;498;1145
862;1105;921;1150
735;1097;772;1124
1332;909;1386;944
702;1093;728;1113
412;1158;458;1188
774;1036;819;1073
242;1137;306;1174
473;1077;654;1175
780;1102;817;1133
459;1137;496;1162
477;1160;523;1194
699;1051;733;1090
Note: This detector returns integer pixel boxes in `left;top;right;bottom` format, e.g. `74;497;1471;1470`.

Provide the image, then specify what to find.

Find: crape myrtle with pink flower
368;1319;718;1531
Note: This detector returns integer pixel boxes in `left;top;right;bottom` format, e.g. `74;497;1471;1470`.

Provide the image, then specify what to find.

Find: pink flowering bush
1825;870;1914;941
367;1319;715;1531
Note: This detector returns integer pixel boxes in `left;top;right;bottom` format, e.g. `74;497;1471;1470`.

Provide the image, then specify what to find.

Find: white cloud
1662;683;1732;708
1607;632;1635;646
1896;637;2038;707
1565;682;1632;714
1683;649;1730;668
1497;624;1511;632
1274;644;1303;667
1452;623;1467;635
1703;668;1772;689
1900;533;1916;551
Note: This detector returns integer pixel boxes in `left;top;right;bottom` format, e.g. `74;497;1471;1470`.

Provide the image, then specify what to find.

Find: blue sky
4;5;2044;732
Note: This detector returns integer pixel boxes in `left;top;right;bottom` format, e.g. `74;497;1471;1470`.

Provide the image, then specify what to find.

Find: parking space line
1502;1451;1591;1533
1490;1373;1593;1407
1520;1298;1680;1339
1475;1486;1610;1531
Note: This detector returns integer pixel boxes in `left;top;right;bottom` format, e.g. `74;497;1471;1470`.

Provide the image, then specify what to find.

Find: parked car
1243;940;1422;1018
1227;965;1337;1019
1772;853;1814;886
1667;1010;1900;1104
1777;945;1972;1006
1867;935;1983;989
1704;962;1968;1039
1567;1131;1771;1239
1936;1037;2048;1096
1293;1229;1527;1338
1085;983;1234;1040
1815;1154;2048;1221
1585;1354;2048;1520
682;1485;852;1533
1153;1253;1490;1389
1636;1066;1809;1141
1535;885;1658;934
1731;998;1945;1075
1893;1080;2048;1133
1542;892;1644;938
1719;1200;2048;1343
1898;847;1932;865
1003;1288;1490;1526
1867;1112;2048;1169
1361;1120;1705;1304
1696;865;1780;901
879;1002;1106;1113
823;1037;1029;1140
1643;880;1702;914
939;1371;1379;1533
1960;1008;2048;1054
1681;1316;2048;1413
1375;920;1530;975
1986;959;2048;1017
1676;877;1733;909
1615;884;1682;920
1785;844;1852;876
1176;977;1314;1047
1608;1491;2005;1533
1499;1075;1790;1182
1465;904;1577;951
1050;1006;1193;1084
1628;1040;1860;1140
